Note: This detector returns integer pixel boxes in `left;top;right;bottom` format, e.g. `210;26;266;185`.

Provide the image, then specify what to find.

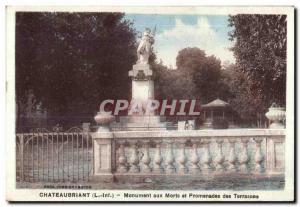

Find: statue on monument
136;27;155;64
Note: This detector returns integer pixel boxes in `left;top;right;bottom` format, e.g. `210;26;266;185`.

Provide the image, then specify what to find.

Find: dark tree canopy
176;47;206;73
222;63;265;126
16;12;137;127
228;14;287;109
153;63;196;100
154;47;232;104
176;47;231;104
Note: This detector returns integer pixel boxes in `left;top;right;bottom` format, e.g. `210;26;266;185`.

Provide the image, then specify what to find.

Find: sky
125;14;235;69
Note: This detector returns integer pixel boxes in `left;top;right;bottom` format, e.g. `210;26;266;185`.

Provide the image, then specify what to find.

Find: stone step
119;115;166;123
110;121;174;131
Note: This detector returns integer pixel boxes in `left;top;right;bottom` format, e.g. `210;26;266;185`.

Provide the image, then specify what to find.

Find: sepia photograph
5;6;294;202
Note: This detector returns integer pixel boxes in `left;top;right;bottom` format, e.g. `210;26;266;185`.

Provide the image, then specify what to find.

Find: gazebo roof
202;98;230;108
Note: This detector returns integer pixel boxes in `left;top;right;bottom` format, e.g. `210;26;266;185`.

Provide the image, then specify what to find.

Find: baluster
141;140;151;173
117;140;127;173
153;140;164;173
214;139;225;172
128;140;140;173
254;138;264;173
190;139;200;174
176;139;187;174
239;139;249;173
165;139;175;174
202;139;212;173
227;139;237;172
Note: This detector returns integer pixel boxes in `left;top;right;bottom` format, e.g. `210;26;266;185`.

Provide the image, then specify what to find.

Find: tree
152;47;233;124
176;47;206;74
222;63;265;126
16;12;137;128
175;47;232;104
152;62;194;100
228;14;287;111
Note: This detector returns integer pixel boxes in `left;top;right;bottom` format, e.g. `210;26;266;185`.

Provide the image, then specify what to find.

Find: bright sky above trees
125;14;235;68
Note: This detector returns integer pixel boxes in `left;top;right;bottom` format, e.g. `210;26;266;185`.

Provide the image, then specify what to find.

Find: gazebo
201;98;231;128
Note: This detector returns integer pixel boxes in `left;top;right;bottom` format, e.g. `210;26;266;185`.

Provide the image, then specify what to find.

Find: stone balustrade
91;129;285;182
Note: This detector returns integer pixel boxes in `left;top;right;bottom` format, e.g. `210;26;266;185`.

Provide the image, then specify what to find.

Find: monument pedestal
132;80;154;100
129;63;154;101
111;63;174;131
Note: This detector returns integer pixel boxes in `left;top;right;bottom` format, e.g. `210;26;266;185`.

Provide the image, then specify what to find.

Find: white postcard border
5;6;295;202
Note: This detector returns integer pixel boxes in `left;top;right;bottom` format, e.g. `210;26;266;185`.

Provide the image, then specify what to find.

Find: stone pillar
227;138;237;172
153;140;164;173
239;139;249;173
128;140;140;173
214;140;225;172
91;132;114;182
132;80;154;101
176;139;187;174
202;139;212;173
254;138;264;173
129;65;154;100
266;136;285;174
128;63;154;115
141;140;152;173
190;139;201;174
165;139;175;174
117;140;128;173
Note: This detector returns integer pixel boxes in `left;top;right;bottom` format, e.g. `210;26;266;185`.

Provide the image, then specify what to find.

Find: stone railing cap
91;129;285;139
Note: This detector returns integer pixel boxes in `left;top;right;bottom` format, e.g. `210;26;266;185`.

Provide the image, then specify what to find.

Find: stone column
129;63;154;116
128;140;140;173
176;139;187;174
254;138;264;173
202;139;212;173
91;132;114;182
266;136;285;174
214;139;225;172
239;138;249;173
165;139;175;174
141;140;152;173
153;140;164;173
227;138;237;172
117;140;128;173
190;139;201;174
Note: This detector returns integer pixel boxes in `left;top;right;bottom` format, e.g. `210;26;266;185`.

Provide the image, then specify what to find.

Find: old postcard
6;6;294;202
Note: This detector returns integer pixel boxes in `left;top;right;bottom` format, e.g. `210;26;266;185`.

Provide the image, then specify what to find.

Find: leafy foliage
153;47;232;105
175;47;232;104
16;12;137;125
228;14;287;108
221;64;264;125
